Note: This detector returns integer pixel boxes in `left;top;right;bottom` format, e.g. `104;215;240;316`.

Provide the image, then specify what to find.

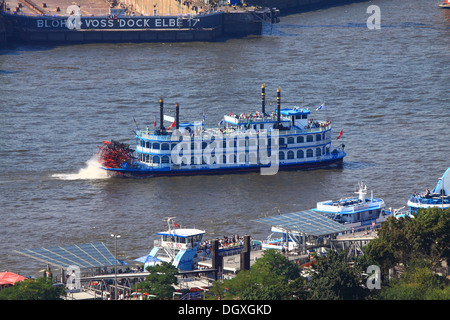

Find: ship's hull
1;9;276;43
102;154;345;177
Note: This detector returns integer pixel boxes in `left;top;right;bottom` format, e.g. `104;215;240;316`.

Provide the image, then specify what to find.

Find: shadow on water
275;22;445;30
265;20;450;37
342;161;375;171
277;0;370;17
0;69;19;74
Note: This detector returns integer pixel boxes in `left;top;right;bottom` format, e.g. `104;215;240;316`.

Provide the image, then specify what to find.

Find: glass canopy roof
254;209;350;237
15;242;118;270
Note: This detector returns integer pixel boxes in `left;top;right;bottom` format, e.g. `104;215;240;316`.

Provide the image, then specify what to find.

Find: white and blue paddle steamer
98;85;346;177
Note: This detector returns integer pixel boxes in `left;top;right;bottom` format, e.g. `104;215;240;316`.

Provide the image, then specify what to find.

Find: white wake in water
52;156;110;180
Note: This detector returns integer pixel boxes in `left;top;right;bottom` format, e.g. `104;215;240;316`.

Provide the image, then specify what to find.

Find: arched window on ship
249;152;257;164
161;155;170;164
316;148;321;157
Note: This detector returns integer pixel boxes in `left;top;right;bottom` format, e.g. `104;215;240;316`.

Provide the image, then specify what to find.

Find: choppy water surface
0;0;449;276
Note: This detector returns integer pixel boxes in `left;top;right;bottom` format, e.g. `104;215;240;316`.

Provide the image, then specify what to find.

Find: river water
0;0;449;276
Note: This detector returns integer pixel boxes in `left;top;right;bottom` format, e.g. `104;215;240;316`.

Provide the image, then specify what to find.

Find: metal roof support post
302;233;306;255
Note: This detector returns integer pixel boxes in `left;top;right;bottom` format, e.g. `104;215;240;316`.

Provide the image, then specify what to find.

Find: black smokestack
276;87;281;128
261;83;266;116
159;98;166;132
175;103;179;130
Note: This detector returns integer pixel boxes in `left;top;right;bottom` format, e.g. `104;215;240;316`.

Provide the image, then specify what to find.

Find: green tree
209;250;306;300
134;262;178;300
306;250;369;300
376;265;450;300
0;277;65;300
366;208;450;274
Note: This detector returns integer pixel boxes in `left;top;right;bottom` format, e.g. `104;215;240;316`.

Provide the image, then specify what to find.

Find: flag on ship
337;129;343;140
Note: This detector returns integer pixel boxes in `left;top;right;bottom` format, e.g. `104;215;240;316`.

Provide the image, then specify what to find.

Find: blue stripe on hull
103;156;345;178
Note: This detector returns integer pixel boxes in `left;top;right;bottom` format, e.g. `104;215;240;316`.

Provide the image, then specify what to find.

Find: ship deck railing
135;150;345;169
409;194;450;205
136;125;332;141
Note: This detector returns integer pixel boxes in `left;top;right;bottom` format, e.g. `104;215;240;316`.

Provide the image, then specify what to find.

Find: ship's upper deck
315;197;385;214
135;106;331;142
157;228;205;238
315;184;385;214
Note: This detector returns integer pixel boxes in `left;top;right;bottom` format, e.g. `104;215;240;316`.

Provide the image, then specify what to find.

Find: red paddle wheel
97;140;136;169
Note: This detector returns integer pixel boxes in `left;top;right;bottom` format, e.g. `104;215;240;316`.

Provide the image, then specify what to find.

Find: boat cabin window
316;148;321;156
161;156;170;164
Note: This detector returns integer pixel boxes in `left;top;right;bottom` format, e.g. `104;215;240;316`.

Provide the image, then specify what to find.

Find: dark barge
0;0;279;44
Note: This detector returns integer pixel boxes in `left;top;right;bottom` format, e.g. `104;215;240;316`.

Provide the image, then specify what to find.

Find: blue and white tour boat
261;183;392;251
97;85;346;177
135;218;206;271
406;167;450;215
313;182;391;229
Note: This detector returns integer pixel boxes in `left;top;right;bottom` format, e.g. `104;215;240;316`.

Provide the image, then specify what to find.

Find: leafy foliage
0;277;65;300
134;262;179;300
306;250;369;300
375;266;450;300
209;250;306;300
366;208;450;273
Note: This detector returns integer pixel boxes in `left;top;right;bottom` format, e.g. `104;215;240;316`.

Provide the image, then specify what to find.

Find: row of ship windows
138;133;330;150
140;147;330;164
